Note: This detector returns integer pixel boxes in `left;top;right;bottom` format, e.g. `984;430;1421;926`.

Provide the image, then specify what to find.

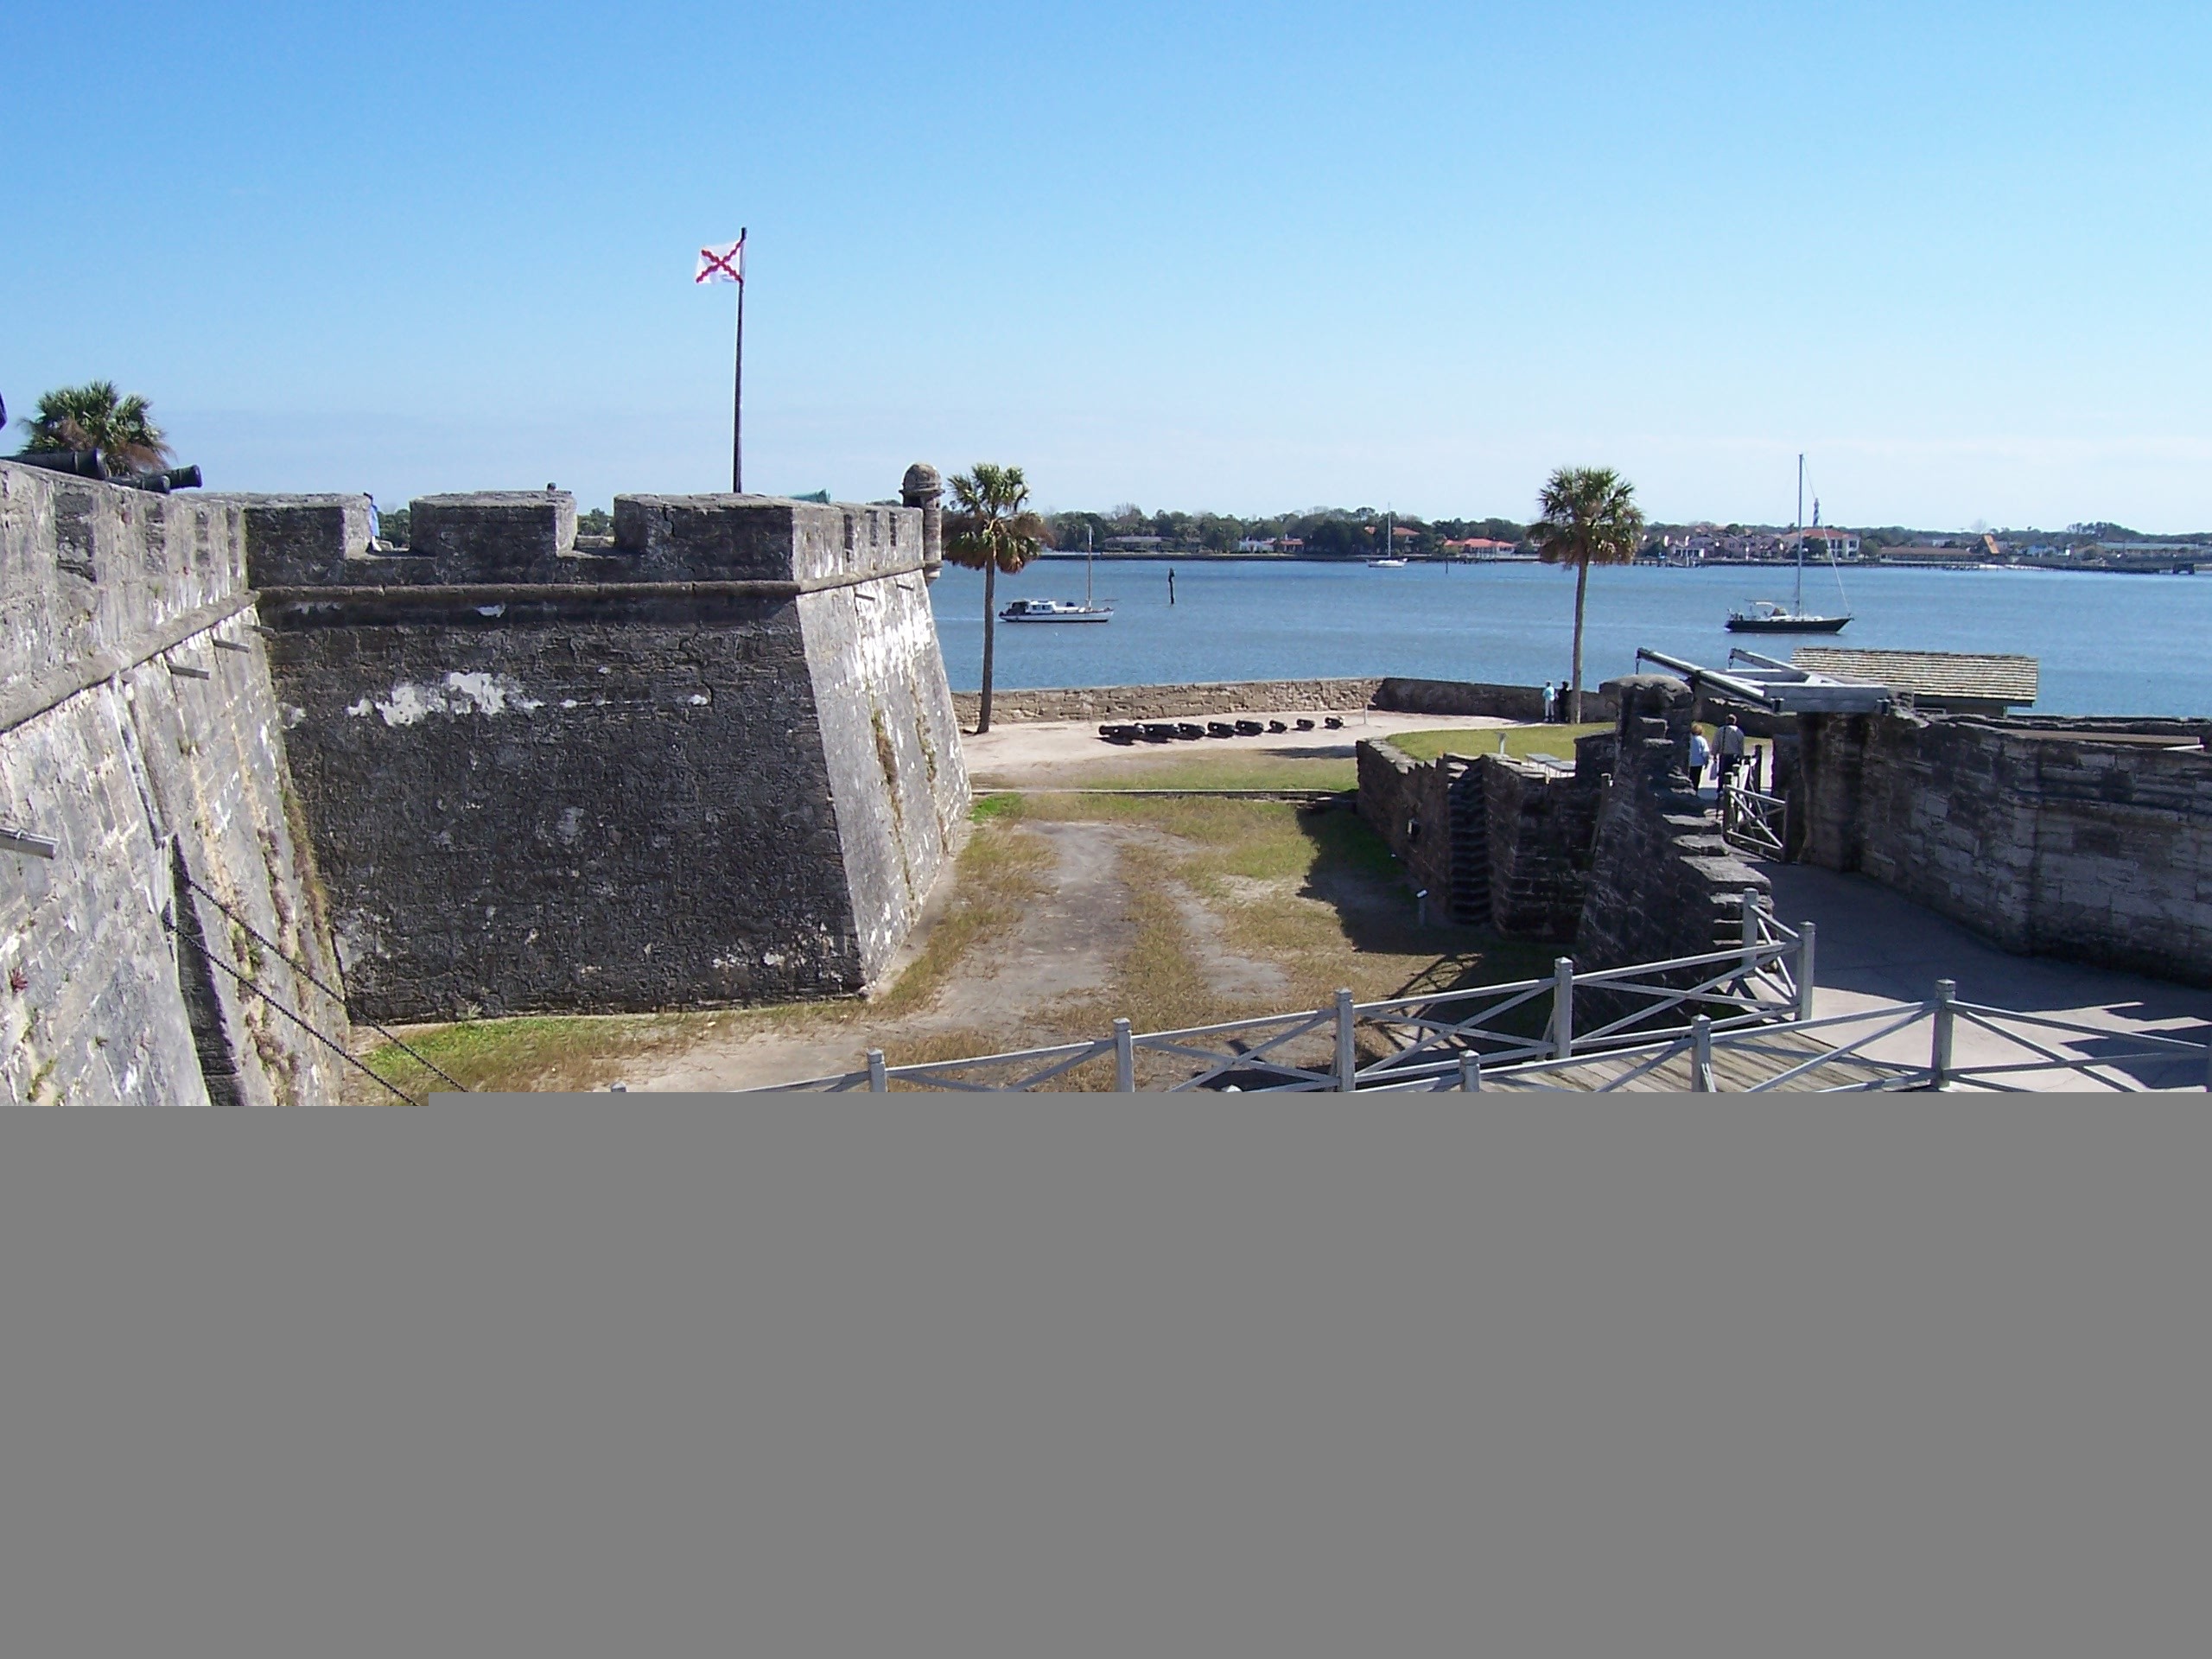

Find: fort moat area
4;460;2205;1103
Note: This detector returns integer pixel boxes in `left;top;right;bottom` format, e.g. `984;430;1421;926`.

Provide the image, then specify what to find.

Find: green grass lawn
358;1010;735;1102
1017;751;1360;792
1389;722;1612;765
359;793;1557;1096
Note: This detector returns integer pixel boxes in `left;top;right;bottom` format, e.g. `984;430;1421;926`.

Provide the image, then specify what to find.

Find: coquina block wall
256;479;969;1021
1799;710;2212;983
1355;739;1603;940
0;461;348;1103
1357;678;1766;974
1355;740;1457;909
1482;749;1605;939
1573;678;1769;976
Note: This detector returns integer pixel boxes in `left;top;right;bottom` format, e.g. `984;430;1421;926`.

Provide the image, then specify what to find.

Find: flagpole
731;226;746;493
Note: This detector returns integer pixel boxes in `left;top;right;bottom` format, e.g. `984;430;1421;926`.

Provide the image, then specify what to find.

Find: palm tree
944;462;1051;734
1529;466;1645;723
18;381;172;474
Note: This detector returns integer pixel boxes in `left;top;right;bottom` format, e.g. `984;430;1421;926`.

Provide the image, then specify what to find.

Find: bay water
929;558;2212;717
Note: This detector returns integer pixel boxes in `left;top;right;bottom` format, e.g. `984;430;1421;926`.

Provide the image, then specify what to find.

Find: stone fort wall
4;457;970;1098
1572;679;1768;976
1;460;349;1103
1798;710;2212;984
256;483;969;1022
1357;677;1768;976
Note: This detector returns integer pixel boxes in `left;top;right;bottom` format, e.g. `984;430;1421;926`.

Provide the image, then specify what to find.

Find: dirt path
926;822;1143;1024
625;820;1179;1090
1164;877;1291;1003
366;792;1554;1099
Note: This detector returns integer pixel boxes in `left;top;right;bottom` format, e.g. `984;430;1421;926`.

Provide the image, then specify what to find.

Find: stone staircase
1445;759;1491;925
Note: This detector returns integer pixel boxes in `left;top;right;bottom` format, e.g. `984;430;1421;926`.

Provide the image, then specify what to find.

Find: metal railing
1719;780;1789;858
756;893;1821;1093
1359;980;2209;1095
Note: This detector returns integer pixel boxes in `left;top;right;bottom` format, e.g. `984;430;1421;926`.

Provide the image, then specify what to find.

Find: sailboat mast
1085;525;1094;607
1795;453;1805;613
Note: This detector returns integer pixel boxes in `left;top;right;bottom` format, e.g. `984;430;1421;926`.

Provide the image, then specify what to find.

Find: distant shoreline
1027;550;2196;575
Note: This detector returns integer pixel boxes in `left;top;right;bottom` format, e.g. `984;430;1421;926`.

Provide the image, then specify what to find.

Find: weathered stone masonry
5;456;971;1099
1358;675;1768;973
1360;671;2212;991
1797;709;2212;984
1;461;349;1104
256;484;969;1022
1572;677;1768;976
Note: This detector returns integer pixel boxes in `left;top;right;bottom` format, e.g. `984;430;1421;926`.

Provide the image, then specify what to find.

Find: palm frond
20;379;170;469
1530;465;1643;568
942;464;1049;572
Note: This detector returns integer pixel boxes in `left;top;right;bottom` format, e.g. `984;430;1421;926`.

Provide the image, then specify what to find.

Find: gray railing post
1741;889;1760;966
1459;1052;1482;1092
1797;922;1816;1022
1114;1019;1135;1092
1552;957;1575;1059
1690;1015;1713;1091
867;1049;888;1092
1334;989;1357;1091
1930;980;1956;1090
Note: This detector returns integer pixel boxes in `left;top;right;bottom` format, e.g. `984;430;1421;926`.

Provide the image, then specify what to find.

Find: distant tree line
1042;505;1530;557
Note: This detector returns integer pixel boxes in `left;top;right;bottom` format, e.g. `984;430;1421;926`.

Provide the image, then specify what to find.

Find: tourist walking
1541;682;1557;723
1688;728;1711;792
1717;715;1745;791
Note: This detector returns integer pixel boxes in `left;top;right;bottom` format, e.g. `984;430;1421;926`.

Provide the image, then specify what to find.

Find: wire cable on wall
176;869;465;1094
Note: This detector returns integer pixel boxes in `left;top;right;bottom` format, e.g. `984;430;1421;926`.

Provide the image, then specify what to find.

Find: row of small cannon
1097;716;1345;747
7;448;203;493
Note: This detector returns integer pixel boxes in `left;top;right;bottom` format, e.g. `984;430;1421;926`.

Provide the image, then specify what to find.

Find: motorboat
1001;597;1112;622
1001;525;1113;621
1364;556;1408;569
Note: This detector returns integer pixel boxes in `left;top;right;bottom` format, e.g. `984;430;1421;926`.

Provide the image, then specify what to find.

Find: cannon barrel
118;464;203;493
6;448;109;480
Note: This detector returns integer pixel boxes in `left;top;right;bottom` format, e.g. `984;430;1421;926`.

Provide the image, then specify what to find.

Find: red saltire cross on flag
695;236;744;284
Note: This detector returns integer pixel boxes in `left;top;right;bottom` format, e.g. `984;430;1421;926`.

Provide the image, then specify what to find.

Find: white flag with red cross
695;236;744;284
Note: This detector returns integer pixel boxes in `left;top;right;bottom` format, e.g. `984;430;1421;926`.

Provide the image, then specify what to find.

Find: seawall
953;676;1620;728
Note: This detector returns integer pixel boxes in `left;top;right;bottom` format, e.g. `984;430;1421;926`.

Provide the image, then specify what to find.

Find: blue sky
8;2;2209;528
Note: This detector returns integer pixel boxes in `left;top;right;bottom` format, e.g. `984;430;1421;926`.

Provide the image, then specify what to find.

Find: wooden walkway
1473;1029;1902;1093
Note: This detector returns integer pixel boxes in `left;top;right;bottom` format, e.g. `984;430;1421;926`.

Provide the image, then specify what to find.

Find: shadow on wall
1286;804;1558;1002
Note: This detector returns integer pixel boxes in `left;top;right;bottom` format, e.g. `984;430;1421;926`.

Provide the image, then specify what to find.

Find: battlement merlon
238;480;948;594
614;495;926;587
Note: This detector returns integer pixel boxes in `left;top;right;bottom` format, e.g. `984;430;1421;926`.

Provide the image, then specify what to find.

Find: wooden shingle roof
1792;647;2038;705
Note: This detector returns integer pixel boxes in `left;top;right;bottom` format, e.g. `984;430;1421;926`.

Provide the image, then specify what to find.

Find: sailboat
1001;526;1114;623
1365;509;1409;566
1726;455;1853;633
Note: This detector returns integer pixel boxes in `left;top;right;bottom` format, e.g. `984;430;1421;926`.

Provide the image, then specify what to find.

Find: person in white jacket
1716;716;1746;790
